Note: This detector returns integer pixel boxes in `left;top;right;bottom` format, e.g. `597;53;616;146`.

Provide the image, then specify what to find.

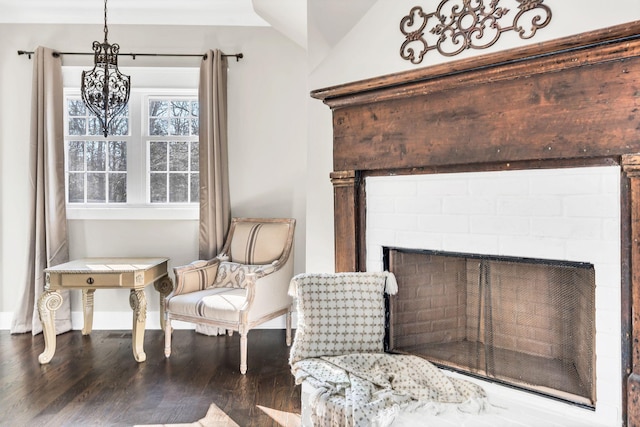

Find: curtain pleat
198;49;230;260
11;46;72;335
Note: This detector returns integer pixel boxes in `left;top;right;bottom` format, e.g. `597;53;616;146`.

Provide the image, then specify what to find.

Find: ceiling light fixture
81;0;130;137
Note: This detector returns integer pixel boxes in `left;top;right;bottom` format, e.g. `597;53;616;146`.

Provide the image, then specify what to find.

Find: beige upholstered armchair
164;217;296;374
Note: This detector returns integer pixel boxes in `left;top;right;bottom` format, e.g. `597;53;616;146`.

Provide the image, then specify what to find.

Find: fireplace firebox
384;247;596;406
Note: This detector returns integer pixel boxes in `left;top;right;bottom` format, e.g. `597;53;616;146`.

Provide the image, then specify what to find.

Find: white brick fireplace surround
366;166;621;426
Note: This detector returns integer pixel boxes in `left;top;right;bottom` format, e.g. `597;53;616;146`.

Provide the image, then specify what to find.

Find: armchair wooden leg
286;310;292;346
240;329;248;375
164;319;172;358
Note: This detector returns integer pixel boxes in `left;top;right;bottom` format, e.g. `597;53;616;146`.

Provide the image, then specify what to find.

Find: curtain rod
17;50;243;61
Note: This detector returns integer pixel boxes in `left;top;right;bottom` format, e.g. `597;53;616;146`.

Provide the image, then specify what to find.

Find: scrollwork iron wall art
400;0;552;64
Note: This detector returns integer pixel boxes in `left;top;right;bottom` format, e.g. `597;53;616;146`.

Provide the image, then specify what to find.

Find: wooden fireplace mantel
312;21;640;425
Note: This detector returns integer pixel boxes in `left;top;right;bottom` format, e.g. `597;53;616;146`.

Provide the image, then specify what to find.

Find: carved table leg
153;276;173;331
129;289;147;362
81;289;96;335
37;290;63;364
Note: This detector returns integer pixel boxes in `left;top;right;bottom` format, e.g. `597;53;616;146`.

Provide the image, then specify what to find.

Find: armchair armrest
211;260;286;288
254;260;280;277
245;258;294;322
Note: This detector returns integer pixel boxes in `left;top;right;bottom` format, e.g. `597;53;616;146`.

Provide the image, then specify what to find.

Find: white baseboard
1;311;298;331
0;312;13;330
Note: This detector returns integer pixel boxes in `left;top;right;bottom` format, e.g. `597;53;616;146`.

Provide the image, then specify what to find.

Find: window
65;99;129;204
64;86;199;219
146;98;200;203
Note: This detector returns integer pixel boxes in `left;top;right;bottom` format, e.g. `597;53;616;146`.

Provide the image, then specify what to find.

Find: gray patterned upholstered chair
288;272;398;426
164;217;296;374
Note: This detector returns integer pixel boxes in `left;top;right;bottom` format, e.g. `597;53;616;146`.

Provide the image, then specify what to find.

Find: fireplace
385;248;596;406
367;166;620;421
312;22;640;426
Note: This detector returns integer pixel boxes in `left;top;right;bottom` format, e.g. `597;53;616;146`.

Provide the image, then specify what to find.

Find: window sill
66;206;199;221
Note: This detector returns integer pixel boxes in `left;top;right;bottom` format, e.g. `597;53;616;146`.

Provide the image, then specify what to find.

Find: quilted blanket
292;353;491;427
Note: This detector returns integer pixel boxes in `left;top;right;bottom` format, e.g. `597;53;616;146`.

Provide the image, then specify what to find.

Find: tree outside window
147;99;199;204
65;98;128;203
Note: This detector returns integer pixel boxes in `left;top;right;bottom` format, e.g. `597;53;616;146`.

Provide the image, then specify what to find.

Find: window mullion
128;92;144;205
83;142;88;203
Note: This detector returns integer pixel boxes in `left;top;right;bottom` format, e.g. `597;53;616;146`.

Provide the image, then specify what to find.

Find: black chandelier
81;0;130;137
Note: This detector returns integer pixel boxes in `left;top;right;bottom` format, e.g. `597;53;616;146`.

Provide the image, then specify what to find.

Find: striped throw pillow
172;258;220;295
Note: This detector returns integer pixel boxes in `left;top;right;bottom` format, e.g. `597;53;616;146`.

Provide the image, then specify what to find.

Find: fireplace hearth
384;247;596;406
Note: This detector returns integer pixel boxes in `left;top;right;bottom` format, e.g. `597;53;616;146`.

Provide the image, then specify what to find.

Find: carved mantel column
330;170;362;272
622;154;640;425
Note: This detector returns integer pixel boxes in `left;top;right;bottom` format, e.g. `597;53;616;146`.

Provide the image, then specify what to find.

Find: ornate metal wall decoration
400;0;552;64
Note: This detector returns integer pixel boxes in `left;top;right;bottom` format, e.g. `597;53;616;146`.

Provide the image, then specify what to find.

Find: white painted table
38;257;172;364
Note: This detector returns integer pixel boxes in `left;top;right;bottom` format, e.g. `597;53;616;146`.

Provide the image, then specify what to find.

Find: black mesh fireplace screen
384;247;596;407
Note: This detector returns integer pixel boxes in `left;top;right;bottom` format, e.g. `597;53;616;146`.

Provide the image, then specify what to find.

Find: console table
38;257;173;364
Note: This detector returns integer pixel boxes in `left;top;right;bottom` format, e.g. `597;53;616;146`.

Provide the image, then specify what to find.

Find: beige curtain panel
198;49;231;260
11;46;72;335
196;49;231;337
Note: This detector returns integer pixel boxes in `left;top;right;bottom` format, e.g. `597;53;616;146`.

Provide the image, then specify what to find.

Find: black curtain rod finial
202;52;243;62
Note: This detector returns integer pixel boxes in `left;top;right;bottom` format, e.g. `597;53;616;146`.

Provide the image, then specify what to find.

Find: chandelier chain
103;0;108;43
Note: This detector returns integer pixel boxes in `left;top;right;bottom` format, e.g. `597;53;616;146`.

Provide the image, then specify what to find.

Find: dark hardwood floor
1;329;301;426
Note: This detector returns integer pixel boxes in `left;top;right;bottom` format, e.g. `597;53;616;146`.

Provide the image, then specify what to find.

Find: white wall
0;23;307;329
3;1;640;329
305;0;640;273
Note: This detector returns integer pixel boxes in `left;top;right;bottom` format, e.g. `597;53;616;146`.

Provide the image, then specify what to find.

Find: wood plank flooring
1;329;301;426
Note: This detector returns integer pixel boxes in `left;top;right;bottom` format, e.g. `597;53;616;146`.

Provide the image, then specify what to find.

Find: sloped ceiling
0;0;378;52
251;0;377;51
252;0;307;49
308;0;377;49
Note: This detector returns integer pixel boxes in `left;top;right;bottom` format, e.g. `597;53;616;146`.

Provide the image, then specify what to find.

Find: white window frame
62;66;199;220
144;94;200;205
